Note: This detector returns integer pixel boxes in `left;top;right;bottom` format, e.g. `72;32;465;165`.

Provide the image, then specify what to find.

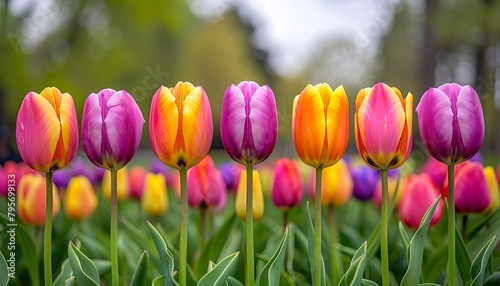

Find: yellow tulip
102;168;129;201
235;170;264;220
17;173;60;225
64;176;98;220
141;173;168;217
484;166;499;212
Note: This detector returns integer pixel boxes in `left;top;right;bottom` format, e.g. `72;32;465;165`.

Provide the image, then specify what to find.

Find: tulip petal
220;85;247;164
82;93;105;168
392;93;413;168
58;93;78;168
249;85;277;164
323;85;349;167
456;85;484;161
151;86;179;167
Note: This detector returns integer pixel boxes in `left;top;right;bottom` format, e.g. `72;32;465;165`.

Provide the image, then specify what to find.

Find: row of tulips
4;80;496;286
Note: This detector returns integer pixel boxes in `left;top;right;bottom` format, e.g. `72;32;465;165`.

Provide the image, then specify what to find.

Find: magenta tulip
271;158;303;210
417;83;484;165
81;88;144;171
187;155;226;210
220;81;278;166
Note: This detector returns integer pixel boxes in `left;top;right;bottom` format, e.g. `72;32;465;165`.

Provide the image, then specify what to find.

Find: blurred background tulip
399;174;444;229
235;169;264;221
417;83;484;166
64;176;98;220
150;81;213;170
129;166;147;199
220;81;277;166
141;173;168;217
351;165;378;202
484;166;499;212
17;173;60;225
372;170;405;209
293;84;349;169
419;157;448;190
309;159;352;208
355;82;413;170
187;155;226;210
53;168;72;191
219;162;244;193
102;168;129;201
16;87;79;173
82;88;144;171
271;158;303;211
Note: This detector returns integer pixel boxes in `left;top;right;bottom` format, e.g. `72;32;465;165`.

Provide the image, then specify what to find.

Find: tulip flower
129;166;147;199
372;171;406;209
271;158;303;211
16;87;78;285
0;166;7;196
220;80;277;286
292;83;349;286
102;168;129;201
485;166;499;212
149;81;213;286
17;173;60;225
399;174;444;228
219;162;244;193
419;157;448;190
53;168;72;190
354;82;412;286
351;165;378;201
235;169;264;221
64;176;98;220
141;173;168;217
417;83;484;285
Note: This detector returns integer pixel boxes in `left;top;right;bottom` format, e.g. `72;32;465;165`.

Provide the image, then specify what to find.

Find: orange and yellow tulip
292;84;349;169
17;173;60;225
309;159;352;207
16;87;78;173
149;81;213;170
235;170;264;220
355;82;413;170
64;176;98;220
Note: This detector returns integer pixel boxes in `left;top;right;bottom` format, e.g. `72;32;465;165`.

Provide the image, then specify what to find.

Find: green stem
283;210;289;230
44;172;53;286
448;164;455;286
314;166;323;286
328;207;342;286
245;164;255;286
110;169;119;286
200;208;206;247
180;168;188;286
381;169;389;286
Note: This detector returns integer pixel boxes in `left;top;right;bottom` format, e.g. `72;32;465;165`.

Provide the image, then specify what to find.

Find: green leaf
147;221;179;286
130;251;149;286
227;276;244;286
399;222;410;251
338;242;367;286
68;241;100;286
194;214;236;278
152;275;163;286
53;258;72;286
400;196;440;286
466;209;499;240
455;225;472;285
361;279;379;286
197;252;239;286
0;251;10;286
306;202;326;286
256;228;289;286
470;235;498;286
418;284;441;286
483;271;500;286
64;277;78;286
422;243;446;282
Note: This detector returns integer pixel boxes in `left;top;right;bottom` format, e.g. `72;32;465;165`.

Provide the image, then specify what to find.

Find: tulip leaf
398;222;410;250
0;251;9;286
455;225;472;285
194;213;237;278
147;221;179;286
306;202;326;286
338;241;367;286
53;258;72;286
466;209;499;240
470;235;498;286
256;228;289;286
197;252;239;286
483;271;500;286
400;196;440;286
418;284;441;286
64;277;78;286
361;279;379;286
227;276;244;286
152;275;163;286
68;241;100;286
467;215;500;256
130;251;150;286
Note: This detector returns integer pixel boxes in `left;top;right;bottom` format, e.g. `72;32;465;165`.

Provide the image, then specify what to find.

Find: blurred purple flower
219;162;244;193
351;165;378;201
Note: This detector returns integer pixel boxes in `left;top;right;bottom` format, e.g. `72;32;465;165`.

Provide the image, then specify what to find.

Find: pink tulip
187;155;226;210
81;88;144;171
399;174;444;228
17;173;60;225
16;87;78;173
271;158;303;210
419;157;448;190
129;166;147;199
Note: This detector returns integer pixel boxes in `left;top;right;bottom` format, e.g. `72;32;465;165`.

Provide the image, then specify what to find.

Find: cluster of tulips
2;80;498;286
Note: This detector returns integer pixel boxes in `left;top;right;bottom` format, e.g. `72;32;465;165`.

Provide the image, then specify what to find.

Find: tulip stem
180;167;188;286
110;169;119;286
44;172;53;286
245;164;255;286
447;164;456;286
314;166;323;286
283;210;289;230
328;206;342;286
381;169;389;286
200;208;206;247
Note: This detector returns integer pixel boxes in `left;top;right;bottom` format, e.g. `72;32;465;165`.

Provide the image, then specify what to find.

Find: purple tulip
416;83;484;165
220;81;278;166
81;89;145;171
351;165;378;201
150;158;169;177
91;166;106;186
219;162;244;193
52;168;72;190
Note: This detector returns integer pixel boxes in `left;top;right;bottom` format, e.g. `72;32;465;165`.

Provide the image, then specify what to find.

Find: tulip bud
271;158;303;210
399;174;444;228
64;176;98;220
419;157;447;190
129;166;146;199
141;173;168;217
17;173;60;225
309;159;352;207
187;155;226;210
219;162;244;193
102;168;129;201
351;165;378;201
235;170;264;220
